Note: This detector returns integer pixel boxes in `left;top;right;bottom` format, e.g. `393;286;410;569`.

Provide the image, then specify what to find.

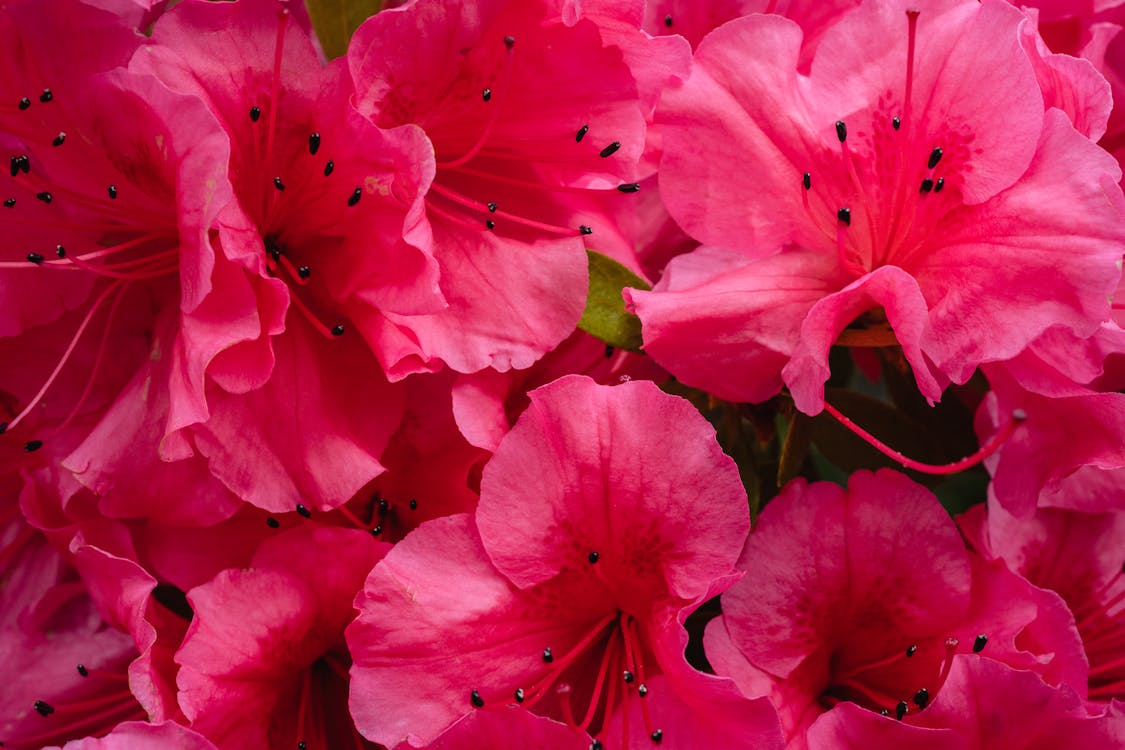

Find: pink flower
975;367;1125;516
627;0;1125;413
174;526;388;749
346;0;689;377
960;500;1125;704
0;517;146;749
347;376;782;749
43;721;218;750
706;470;1087;748
805;656;1125;749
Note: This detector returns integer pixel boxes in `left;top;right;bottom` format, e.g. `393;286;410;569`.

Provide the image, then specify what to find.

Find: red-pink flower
960;500;1125;704
627;0;1125;413
805;656;1125;749
706;470;1087;748
174;526;388;749
347;376;782;749
346;0;689;378
43;720;218;750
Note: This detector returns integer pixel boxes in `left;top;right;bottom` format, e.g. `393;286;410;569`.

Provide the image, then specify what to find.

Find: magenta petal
42;721;219;750
413;708;585;750
476;376;749;603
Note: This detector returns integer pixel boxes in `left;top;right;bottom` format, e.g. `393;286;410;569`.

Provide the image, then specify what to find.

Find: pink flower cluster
1;0;1123;748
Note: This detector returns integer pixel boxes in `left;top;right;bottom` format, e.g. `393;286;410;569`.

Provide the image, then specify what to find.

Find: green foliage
306;0;383;59
577;250;650;351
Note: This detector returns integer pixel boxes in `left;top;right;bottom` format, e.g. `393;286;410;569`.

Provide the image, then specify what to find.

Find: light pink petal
628;246;843;404
476;375;749;605
44;721;218;750
411;709;585;750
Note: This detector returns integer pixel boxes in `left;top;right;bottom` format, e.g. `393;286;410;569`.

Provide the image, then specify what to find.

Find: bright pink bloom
404;709;583;750
707;470;1086;748
43;721;218;750
805;656;1125;749
0;517;146;749
346;0;689;377
975;368;1125;516
960;501;1125;703
348;376;782;749
628;0;1125;413
175;526;388;749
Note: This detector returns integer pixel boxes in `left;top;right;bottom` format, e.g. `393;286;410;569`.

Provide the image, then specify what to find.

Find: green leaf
306;0;383;59
776;411;812;488
578;250;650;351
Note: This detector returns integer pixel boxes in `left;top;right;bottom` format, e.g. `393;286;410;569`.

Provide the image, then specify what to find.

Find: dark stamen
895;700;908;720
24;439;43;452
347;187;362;206
371;525;383;536
579;225;592;235
39;89;52;103
18;96;31;110
33;700;54;717
3;198;14;208
504;35;515;48
934;177;944;193
308;132;321;155
605;345;614;358
55;245;66;258
623;670;634;683
487;202;497;212
835;120;847;142
266;517;280;528
913;688;930;709
324;160;335;176
295;503;312;518
543;647;553;663
927;147;943;169
481;88;492;102
651;730;663;744
919;179;933;194
906;645;917;657
617;183;640;193
76;664;88;677
803;172;811;190
273;177;285;191
107;185;117;200
514;687;525;702
599;141;621;158
638;684;648;697
892;116;901;131
36;191;52;204
972;634;988;653
576;125;589;143
664;15;673;26
409;498;418;510
591;742;603;750
297;266;310;279
249;106;261;122
331;324;345;337
470;689;484;708
588;551;600;563
52;132;65;147
26;252;44;265
485;219;495;230
837;207;851;226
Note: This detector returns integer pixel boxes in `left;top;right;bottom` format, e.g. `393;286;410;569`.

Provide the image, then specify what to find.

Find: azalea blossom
627;0;1125;414
706;470;1086;748
348;376;782;749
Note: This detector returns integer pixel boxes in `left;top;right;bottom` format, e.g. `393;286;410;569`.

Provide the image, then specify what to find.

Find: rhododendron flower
628;0;1125;413
348;376;782;749
346;0;689;378
0;517;145;749
960;500;1125;703
806;656;1125;749
975;367;1125;516
175;526;388;749
705;470;1086;748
